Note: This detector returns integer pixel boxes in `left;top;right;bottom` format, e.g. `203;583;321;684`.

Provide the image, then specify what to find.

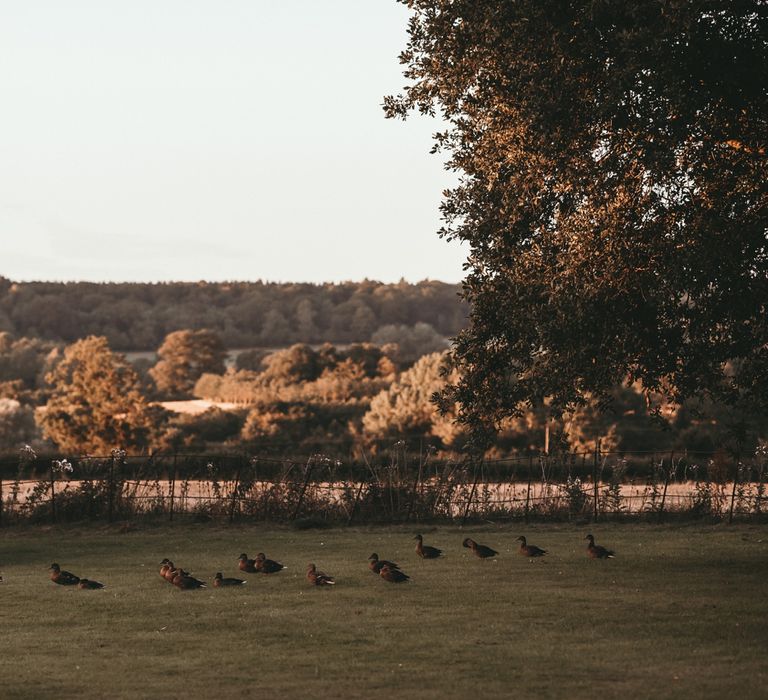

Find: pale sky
0;0;465;284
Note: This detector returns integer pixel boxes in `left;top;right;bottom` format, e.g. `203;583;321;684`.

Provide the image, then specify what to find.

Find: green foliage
260;343;327;384
673;390;768;457
363;352;465;446
563;385;674;454
370;322;449;366
0;278;465;350
159;408;247;452
150;329;226;399
0;332;58;395
241;401;363;449
195;344;392;408
234;347;269;371
38;336;157;453
387;1;768;437
0;397;36;451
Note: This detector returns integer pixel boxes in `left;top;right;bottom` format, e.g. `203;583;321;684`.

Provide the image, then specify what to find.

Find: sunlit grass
1;522;767;699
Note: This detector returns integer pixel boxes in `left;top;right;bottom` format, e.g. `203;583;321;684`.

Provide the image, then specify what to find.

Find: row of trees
0;278;466;351
2;330;766;459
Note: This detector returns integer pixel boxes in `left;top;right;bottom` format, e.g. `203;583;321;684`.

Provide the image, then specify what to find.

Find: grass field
1;522;767;699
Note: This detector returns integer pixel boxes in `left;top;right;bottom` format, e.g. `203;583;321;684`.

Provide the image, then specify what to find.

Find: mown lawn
1;522;766;699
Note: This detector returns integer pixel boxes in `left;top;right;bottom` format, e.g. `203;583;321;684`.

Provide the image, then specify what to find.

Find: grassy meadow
1;522;767;699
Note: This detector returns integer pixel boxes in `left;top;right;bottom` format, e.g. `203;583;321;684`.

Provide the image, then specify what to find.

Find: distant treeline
0;278;466;351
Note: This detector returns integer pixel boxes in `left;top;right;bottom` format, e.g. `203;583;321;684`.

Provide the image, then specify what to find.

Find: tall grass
3;448;767;525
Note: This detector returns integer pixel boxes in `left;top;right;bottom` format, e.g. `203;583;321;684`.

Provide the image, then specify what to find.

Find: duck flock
44;533;615;591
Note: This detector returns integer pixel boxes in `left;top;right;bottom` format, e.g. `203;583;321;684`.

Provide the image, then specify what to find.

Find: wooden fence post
461;458;482;525
107;455;115;523
406;442;425;522
728;450;741;524
593;440;600;521
229;458;241;524
292;458;314;520
49;463;57;524
346;478;367;526
658;451;674;522
524;454;533;524
169;454;177;522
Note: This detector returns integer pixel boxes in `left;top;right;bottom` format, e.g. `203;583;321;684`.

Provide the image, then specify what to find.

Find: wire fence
1;443;766;525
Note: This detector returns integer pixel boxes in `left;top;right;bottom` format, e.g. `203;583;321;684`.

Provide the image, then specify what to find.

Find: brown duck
379;564;410;583
162;561;190;583
77;578;106;590
306;563;336;586
160;558;174;581
238;553;259;573
585;534;615;559
462;538;498;559
368;553;400;574
255;552;285;574
49;563;80;586
171;568;207;589
213;572;247;587
414;534;443;559
517;536;547;557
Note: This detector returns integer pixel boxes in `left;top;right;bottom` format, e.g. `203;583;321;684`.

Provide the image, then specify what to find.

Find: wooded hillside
0;278;466;350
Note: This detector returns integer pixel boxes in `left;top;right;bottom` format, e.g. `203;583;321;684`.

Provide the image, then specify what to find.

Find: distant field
159;398;241;414
1;523;767;699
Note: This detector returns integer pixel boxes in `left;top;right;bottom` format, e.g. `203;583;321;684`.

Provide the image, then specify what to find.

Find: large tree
39;336;156;453
386;1;767;438
150;329;226;399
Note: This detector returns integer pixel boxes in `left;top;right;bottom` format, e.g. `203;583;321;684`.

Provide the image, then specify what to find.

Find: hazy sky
0;1;465;284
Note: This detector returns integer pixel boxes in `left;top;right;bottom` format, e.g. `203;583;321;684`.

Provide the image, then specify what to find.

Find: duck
77;578;106;590
171;568;207;589
49;563;80;586
238;553;259;573
517;536;547;557
368;553;400;574
462;538;498;559
414;534;443;559
306;563;336;586
585;534;615;559
162;561;190;583
213;572;247;587
160;558;173;581
379;564;410;583
255;553;285;574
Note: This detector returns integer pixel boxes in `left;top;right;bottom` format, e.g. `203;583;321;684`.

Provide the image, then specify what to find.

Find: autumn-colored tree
363;352;465;446
387;1;767;440
157;407;246;452
150;329;226;399
38;336;156;453
240;400;360;451
259;344;326;384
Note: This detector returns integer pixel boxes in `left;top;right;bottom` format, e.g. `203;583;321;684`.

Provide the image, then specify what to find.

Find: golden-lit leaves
388;1;767;435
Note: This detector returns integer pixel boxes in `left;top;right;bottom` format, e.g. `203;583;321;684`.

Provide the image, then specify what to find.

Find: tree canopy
386;0;767;438
38;336;156;453
150;329;227;399
0;278;465;350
